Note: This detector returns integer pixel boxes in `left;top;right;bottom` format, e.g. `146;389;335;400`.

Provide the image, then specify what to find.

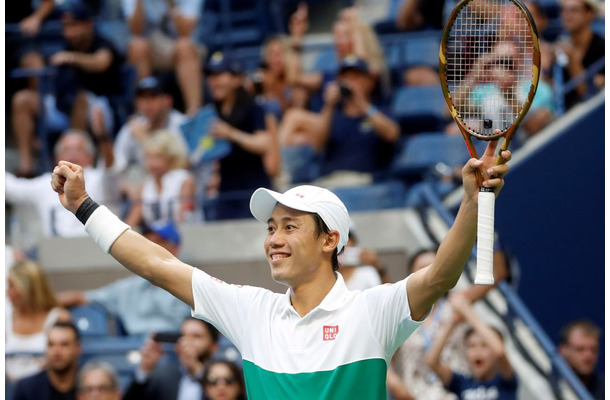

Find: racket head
439;0;541;144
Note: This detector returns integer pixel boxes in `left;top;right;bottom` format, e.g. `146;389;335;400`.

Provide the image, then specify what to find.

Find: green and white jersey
191;269;422;400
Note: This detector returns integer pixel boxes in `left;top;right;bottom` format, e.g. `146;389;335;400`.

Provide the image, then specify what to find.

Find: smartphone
152;332;181;343
338;82;353;99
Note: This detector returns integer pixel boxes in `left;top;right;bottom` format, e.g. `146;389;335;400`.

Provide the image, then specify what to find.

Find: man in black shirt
559;0;605;109
11;2;123;177
204;52;274;219
12;322;82;400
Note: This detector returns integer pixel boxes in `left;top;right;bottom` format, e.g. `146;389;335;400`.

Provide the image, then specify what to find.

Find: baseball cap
249;185;350;253
136;76;168;96
338;55;370;75
146;222;181;246
205;51;243;75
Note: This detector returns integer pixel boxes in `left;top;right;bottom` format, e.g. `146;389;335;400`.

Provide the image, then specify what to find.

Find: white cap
249;185;350;252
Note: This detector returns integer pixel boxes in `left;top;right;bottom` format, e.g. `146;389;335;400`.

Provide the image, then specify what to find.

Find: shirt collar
282;272;349;316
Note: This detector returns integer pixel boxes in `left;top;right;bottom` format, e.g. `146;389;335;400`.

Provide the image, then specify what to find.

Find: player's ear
322;230;340;253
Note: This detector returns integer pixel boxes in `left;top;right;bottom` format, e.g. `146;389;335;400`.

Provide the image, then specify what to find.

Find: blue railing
420;184;594;400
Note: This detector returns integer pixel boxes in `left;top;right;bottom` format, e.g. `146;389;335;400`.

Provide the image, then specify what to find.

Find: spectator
425;292;517;400
557;0;604;109
558;319;604;399
76;361;121;400
57;222;191;336
396;0;446;31
295;7;390;100
445;40;554;138
11;2;123;177
338;228;386;290
113;76;189;183
124;0;204;115
204;52;274;219
279;56;399;188
123;318;220;400
6;260;72;382
123;130;197;228
6;129;121;252
11;321;82;400
202;360;247;400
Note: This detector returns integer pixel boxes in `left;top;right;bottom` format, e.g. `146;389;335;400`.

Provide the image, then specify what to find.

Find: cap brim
250;188;316;223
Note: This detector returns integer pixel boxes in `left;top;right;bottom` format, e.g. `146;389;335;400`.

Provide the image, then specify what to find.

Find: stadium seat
390;85;448;134
80;336;145;392
332;181;407;212
202;190;255;221
108;64;138;132
312;48;338;75
390;132;485;179
70;304;114;337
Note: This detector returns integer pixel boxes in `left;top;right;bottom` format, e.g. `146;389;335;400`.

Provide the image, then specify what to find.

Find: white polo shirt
191;269;422;399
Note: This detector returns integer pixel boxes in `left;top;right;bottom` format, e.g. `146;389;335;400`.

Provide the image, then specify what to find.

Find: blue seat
80;336;146;392
332;181;407;212
312;48;338;75
70;304;113;337
108;64;137;132
390;133;486;178
391;85;448;134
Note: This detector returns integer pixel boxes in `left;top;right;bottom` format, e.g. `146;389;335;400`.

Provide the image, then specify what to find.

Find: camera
338;82;353;99
152;331;181;343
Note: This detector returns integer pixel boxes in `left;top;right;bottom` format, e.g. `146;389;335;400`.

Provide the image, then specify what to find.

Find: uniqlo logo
323;325;339;341
295;193;305;198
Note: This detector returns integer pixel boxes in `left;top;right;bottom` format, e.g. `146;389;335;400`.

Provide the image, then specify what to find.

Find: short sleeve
190;268;270;350
363;275;423;357
122;0;137;19
177;0;203;19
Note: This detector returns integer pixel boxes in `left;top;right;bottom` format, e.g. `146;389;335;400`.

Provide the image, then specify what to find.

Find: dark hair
312;214;341;272
185;318;220;344
50;321;81;343
202;359;247;400
406;247;438;275
464;325;504;345
560;319;600;345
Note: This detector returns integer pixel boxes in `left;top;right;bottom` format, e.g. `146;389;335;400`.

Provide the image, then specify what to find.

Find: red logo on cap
295;194;305;198
323;325;339;341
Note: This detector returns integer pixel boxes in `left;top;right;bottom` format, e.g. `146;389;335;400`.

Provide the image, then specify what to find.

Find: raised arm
449;292;513;378
406;140;511;321
424;313;460;387
51;161;195;308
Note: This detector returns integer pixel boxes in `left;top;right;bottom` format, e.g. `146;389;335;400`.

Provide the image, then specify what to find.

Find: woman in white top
125;130;197;228
6;260;71;381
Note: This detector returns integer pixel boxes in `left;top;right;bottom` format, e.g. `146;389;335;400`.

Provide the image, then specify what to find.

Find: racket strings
445;0;535;136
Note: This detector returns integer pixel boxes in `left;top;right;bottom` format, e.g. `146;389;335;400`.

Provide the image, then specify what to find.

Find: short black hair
51;321;81;343
185;318;220;344
312;214;341;272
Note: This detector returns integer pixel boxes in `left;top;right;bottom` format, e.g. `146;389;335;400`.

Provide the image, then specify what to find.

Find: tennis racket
439;0;540;284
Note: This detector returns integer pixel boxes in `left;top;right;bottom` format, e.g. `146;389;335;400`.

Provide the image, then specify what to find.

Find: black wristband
75;197;100;225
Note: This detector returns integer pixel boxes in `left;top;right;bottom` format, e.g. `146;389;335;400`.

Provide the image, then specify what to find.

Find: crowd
5;0;605;399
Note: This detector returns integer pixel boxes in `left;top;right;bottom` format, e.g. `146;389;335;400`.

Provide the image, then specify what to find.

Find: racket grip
475;190;495;285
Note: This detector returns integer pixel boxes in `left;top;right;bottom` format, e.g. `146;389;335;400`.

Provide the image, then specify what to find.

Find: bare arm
128;0;146;35
406;141;511;321
396;0;423;31
51;161;195;308
20;0;54;36
172;16;198;37
50;49;114;73
450;293;513;378
57;291;88;307
424;316;459;386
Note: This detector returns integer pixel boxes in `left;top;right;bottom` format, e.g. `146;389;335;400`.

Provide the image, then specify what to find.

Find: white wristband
84;206;130;253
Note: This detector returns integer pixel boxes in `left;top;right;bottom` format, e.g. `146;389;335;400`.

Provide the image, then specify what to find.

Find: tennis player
51;141;510;399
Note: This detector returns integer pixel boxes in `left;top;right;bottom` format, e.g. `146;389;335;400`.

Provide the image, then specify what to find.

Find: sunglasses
205;376;238;386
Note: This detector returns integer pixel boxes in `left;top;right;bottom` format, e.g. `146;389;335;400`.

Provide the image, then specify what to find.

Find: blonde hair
143;130;188;170
9;260;58;312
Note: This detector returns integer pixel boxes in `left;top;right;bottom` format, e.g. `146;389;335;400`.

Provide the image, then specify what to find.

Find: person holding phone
123;318;220;400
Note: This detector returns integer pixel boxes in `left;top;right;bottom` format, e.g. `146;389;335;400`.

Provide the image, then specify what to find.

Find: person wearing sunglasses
203;360;246;400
